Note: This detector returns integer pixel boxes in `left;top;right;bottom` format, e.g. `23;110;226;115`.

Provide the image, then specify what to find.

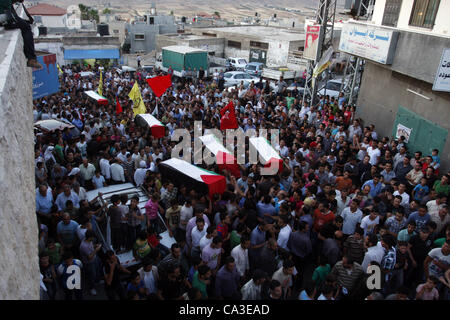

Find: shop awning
64;49;120;60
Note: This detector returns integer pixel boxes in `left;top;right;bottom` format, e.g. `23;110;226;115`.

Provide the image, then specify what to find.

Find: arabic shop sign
433;48;450;92
339;23;399;64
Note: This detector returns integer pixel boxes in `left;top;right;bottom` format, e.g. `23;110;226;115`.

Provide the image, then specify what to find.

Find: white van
85;183;176;268
227;57;248;71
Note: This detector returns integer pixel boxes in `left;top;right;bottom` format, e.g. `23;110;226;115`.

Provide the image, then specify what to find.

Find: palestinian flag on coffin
158;158;226;198
249;136;284;175
135;113;166;138
84;90;108;105
199;134;241;178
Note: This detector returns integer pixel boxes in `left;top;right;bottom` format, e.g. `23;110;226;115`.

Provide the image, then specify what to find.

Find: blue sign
32;53;60;99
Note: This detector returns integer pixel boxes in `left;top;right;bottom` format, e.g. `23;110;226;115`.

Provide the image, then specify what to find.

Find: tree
214;11;220;18
170;10;174;16
103;8;111;15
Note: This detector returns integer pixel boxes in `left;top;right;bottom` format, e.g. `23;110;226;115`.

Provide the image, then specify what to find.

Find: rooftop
28;4;67;16
200;26;305;41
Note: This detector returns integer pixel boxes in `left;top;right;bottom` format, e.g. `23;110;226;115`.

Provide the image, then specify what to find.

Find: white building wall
372;0;450;36
266;40;290;67
224;47;249;60
41;15;67;28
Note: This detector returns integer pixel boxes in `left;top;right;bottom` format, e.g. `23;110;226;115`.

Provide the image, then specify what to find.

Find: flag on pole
98;71;103;96
151;99;159;117
312;46;334;88
146;75;172;97
57;64;63;75
128;82;147;116
116;97;122;114
220;101;238;130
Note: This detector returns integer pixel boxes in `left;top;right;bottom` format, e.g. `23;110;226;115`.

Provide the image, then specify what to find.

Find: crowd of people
34;62;450;300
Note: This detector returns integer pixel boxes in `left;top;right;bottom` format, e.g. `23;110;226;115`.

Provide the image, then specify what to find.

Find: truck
261;67;301;82
155;46;222;78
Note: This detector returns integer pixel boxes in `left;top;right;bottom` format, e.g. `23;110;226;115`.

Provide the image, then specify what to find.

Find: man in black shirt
108;194;123;252
104;251;131;300
157;265;186;300
406;226;433;287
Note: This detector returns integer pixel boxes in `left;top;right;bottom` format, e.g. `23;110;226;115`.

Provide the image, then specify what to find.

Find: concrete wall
0;28;39;299
357;61;450;172
388;31;450;84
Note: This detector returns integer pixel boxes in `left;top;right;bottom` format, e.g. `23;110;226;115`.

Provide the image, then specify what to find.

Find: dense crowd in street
34;63;450;300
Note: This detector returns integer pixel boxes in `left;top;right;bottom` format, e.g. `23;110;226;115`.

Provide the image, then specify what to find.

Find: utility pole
302;0;337;107
340;0;375;105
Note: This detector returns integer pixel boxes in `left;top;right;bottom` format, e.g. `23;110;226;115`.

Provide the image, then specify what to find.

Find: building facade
28;3;68;29
125;14;177;54
340;0;450;172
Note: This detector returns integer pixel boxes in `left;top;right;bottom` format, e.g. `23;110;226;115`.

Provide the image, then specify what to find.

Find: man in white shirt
117;148;130;163
426;194;447;216
360;209;380;237
393;183;410;208
231;235;251;278
277;216;292;251
191;218;207;259
179;199;194;232
200;226;217;252
134;161;149;187
110;160;125;184
99;154;111;182
366;143;380;166
361;235;386;273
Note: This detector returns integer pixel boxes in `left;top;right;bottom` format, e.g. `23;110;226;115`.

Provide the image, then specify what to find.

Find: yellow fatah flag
57;64;63;75
128;82;147;116
98;71;103;96
312;46;334;88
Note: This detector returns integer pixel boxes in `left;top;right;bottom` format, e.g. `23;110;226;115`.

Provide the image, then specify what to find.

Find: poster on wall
432;48;450;92
303;23;322;61
395;124;412;143
32;52;60;99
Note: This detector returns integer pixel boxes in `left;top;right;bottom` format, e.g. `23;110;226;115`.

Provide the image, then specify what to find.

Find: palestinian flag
158;158;226;198
135;113;166;138
249;136;284;175
199;134;241;178
84;90;108;105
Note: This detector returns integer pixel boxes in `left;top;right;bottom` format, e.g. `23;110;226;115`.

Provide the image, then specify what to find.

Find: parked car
286;83;305;97
318;78;348;99
85;183;176;268
244;62;264;77
223;71;258;87
227;57;248;71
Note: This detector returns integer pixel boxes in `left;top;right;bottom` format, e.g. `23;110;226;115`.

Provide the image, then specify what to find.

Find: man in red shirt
313;200;335;233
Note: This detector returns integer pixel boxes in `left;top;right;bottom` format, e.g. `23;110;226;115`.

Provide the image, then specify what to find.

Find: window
238;59;247;65
135;34;145;40
227;40;241;49
382;0;402;27
250;41;269;49
202;33;217;37
113;29;119;34
149;17;154;25
409;0;441;29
